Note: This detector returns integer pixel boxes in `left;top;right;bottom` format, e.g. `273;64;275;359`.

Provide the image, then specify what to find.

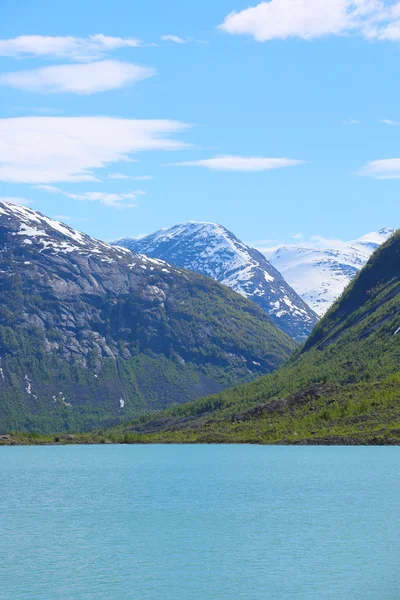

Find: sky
1;0;400;248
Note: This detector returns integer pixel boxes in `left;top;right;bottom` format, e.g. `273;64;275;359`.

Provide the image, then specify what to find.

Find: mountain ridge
0;201;295;433
115;221;318;341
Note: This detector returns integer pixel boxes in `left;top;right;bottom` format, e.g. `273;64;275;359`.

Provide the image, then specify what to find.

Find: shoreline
1;434;400;447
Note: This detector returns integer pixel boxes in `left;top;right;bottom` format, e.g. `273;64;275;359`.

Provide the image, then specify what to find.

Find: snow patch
24;374;32;395
17;224;48;238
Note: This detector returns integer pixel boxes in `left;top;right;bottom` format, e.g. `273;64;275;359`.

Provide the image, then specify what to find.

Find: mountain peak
114;222;319;341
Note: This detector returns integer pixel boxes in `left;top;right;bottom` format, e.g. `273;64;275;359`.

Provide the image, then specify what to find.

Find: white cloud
161;35;187;44
34;184;61;193
0;196;34;206
108;173;153;180
69;191;142;208
167;155;303;171
254;234;351;253
307;235;351;249
53;214;89;223
218;0;400;43
344;118;361;125
381;118;400;126
0;116;189;183
357;158;400;178
0;34;141;61
291;233;303;240
0;60;155;95
35;184;144;208
161;35;207;44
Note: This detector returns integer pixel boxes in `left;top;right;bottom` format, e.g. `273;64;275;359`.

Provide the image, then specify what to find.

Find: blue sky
1;0;400;247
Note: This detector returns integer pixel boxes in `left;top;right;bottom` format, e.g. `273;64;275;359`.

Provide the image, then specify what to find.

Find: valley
0;201;398;443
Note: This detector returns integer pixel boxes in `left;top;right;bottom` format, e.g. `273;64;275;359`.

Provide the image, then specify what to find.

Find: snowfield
264;228;395;316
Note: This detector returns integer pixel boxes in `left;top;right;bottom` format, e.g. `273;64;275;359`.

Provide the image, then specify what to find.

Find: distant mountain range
0;201;295;433
264;228;395;316
115;222;318;341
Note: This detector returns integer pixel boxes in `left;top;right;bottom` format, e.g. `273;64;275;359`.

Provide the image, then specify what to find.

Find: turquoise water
1;445;399;600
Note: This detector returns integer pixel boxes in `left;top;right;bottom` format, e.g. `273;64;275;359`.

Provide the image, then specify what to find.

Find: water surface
1;445;399;599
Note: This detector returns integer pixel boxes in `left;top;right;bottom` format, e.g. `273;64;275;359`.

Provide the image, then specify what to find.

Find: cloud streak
161;34;207;44
0;117;189;183
161;35;187;44
381;118;400;126
357;158;400;179
0;60;155;95
108;173;152;181
344;118;361;125
35;184;144;208
167;155;303;171
0;34;142;62
255;234;359;254
0;196;34;206
53;214;89;223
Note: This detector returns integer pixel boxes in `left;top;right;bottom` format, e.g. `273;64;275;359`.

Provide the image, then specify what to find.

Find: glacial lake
1;445;399;600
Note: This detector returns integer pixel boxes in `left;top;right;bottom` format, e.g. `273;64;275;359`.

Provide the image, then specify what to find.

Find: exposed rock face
114;221;318;340
0;201;295;433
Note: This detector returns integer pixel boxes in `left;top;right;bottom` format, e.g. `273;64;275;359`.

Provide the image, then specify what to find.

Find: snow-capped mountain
115;222;319;340
0;201;296;432
264;228;395;316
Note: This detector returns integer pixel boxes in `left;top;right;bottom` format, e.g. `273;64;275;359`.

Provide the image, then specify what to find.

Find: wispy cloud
161;35;187;44
218;0;400;43
356;158;400;179
0;116;189;183
0;196;34;206
0;34;142;62
167;155;303;172
381;118;400;126
255;234;354;254
0;60;155;95
35;184;144;209
34;185;62;193
115;233;148;241
161;35;208;45
53;214;89;223
108;173;153;181
344;118;361;125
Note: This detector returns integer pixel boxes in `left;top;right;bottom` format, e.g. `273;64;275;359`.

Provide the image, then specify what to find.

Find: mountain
114;222;318;341
105;228;400;445
264;228;395;316
0;201;296;434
